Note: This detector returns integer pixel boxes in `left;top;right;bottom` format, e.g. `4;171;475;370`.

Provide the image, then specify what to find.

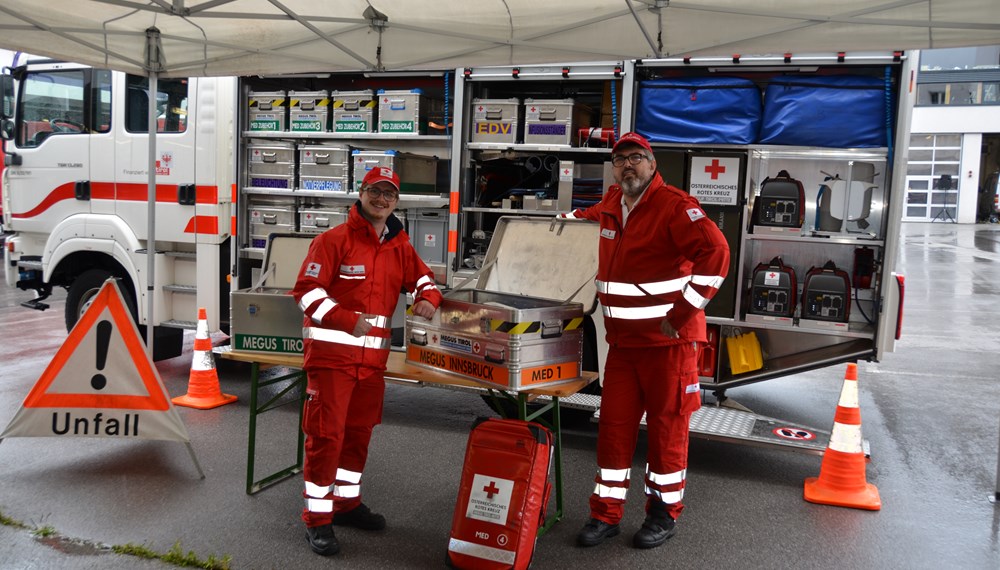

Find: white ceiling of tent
0;0;997;77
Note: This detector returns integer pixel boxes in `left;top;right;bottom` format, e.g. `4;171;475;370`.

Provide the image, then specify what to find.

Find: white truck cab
0;60;235;359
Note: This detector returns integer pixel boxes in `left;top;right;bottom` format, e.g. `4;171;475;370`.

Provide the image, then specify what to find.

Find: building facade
909;46;1000;223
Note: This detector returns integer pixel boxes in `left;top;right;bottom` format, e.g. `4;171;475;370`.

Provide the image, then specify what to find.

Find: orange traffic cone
172;308;237;410
804;363;881;510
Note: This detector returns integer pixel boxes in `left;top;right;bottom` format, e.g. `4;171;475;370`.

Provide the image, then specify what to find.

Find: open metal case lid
255;233;315;290
474;216;600;314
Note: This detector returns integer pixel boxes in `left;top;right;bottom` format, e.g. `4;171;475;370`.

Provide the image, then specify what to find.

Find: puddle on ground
36;534;112;556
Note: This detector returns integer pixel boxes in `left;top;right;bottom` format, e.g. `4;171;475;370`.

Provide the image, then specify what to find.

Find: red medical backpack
447;417;553;570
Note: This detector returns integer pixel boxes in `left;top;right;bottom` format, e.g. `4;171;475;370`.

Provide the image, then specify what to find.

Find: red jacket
568;172;729;347
291;203;442;369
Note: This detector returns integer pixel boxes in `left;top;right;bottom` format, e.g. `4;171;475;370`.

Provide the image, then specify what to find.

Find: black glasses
611;153;650;167
364;187;399;201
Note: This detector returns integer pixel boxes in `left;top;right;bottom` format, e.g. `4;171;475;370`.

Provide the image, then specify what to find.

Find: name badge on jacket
600;228;617;240
339;264;366;279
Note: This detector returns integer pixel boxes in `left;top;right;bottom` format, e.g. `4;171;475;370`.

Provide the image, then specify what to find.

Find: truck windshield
16;69;87;147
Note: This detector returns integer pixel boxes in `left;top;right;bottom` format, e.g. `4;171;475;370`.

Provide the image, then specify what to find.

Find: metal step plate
588;401;833;455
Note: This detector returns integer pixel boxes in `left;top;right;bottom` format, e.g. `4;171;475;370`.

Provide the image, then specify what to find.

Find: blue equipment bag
759;75;889;148
635;77;761;145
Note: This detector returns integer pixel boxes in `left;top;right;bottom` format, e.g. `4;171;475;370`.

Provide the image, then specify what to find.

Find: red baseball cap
361;166;400;192
612;131;653;155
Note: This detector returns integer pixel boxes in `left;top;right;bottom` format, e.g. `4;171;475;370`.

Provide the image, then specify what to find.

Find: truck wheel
65;269;137;332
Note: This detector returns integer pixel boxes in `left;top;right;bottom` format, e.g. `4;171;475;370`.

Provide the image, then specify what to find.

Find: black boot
306;524;340;556
576;518;621;547
632;501;677;549
333;502;386;530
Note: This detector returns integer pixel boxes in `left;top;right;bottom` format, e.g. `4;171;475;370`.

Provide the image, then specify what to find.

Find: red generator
753;170;805;228
748;256;798;318
447;418;552;570
802;261;852;322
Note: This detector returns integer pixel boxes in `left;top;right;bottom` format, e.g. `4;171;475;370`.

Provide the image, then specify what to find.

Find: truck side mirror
0;74;13;120
0;119;13;141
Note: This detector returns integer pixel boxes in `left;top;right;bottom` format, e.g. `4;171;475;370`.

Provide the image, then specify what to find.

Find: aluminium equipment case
231;234;314;355
406;217;599;391
299;144;350;192
247;141;295;190
247;90;287;132
331;90;375;133
352;149;438;194
288;90;330;133
446;417;552;570
377;88;427;134
523;98;590;146
471;98;520;144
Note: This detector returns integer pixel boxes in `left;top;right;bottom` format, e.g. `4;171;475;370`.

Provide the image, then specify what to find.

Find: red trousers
301;366;385;527
589;343;700;523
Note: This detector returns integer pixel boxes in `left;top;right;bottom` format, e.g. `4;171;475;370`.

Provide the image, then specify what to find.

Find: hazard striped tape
490;317;583;335
332;99;375;109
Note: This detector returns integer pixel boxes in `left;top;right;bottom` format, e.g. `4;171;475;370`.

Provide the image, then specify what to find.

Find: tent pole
145;28;161;358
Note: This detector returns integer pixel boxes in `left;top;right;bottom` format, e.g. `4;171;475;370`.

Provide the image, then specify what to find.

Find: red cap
361;166;400;192
612;131;653;155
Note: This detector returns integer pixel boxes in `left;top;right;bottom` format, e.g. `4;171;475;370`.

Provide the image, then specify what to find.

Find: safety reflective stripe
593;483;628;500
339;274;365;280
311;298;337;323
682;284;710;309
448;538;516;565
363;314;390;328
191;350;214;371
828;422;864;454
333;484;361;498
596;277;689;296
602;303;673;320
416;275;434;289
600;467;630;482
304;327;390;349
646;466;686;486
644;486;684;504
304;479;335;513
305;480;332;498
682;274;726;309
336;468;362;484
691;274;725;288
300;287;329;312
306;498;334;513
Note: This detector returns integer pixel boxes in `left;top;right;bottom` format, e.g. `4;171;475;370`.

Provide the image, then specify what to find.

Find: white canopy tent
0;1;997;78
0;0;997;355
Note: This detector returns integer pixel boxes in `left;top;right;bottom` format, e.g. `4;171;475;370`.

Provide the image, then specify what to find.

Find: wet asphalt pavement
0;221;999;569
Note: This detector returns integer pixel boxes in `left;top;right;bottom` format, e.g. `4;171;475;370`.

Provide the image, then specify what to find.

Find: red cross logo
483;481;500;499
704;159;726;180
478;105;484;112
563;168;571;176
767;271;778;280
530;106;537;112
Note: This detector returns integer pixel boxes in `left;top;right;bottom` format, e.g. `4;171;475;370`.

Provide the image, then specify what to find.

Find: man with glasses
292;166;442;556
564;132;729;550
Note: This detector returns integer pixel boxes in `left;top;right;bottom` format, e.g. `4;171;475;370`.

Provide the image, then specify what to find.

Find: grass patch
0;510;31;530
2;509;230;569
31;525;57;538
113;541;231;570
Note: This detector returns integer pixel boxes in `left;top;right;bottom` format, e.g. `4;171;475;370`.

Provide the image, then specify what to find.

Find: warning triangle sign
1;279;190;442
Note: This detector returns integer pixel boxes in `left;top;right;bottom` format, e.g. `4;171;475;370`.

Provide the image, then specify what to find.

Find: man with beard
292;166;442;556
562;132;729;549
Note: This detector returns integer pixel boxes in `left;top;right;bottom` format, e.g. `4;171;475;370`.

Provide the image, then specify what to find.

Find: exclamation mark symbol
91;320;112;391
